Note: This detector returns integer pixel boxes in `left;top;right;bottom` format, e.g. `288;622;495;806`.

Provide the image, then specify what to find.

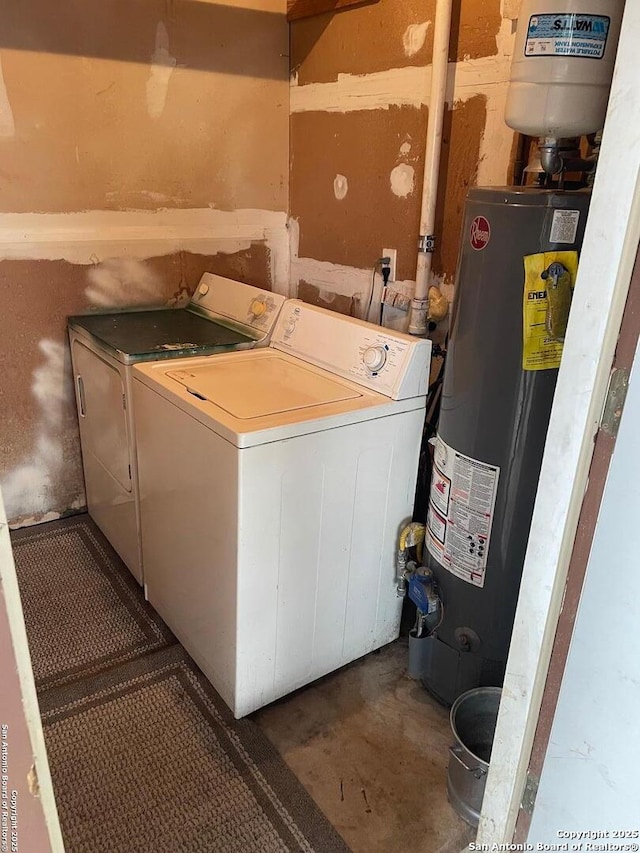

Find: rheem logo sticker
470;215;491;251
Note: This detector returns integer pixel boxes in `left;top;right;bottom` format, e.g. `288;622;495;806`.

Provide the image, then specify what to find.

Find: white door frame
0;487;64;851
477;1;640;841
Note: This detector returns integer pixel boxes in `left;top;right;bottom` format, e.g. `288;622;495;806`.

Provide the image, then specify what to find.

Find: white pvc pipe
408;0;453;336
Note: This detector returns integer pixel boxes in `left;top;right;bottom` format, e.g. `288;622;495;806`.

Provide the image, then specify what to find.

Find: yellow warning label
522;251;579;372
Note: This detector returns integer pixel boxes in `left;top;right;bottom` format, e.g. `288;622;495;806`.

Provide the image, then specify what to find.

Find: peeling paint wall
0;0;289;525
290;0;516;312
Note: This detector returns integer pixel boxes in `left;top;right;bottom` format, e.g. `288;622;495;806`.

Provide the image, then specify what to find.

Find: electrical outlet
383;248;397;283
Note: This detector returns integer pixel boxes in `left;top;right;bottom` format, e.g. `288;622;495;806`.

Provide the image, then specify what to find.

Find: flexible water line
396;522;426;596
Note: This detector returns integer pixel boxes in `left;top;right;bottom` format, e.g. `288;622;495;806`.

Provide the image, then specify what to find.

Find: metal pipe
539;137;597;177
408;0;453;336
539;139;565;176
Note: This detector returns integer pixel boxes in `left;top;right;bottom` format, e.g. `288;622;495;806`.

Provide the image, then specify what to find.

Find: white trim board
477;1;640;842
0;208;288;253
0;207;290;294
0;490;64;852
290;20;514;114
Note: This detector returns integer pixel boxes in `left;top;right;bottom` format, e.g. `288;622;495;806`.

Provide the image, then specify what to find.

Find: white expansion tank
505;0;625;139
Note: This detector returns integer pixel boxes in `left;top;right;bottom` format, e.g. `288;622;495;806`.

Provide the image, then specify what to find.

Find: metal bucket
447;686;502;827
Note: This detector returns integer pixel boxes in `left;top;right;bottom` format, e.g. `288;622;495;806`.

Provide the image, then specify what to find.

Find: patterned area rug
39;645;349;853
14;516;349;852
11;516;174;691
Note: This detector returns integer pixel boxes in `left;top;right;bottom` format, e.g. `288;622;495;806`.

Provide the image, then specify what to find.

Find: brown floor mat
13;514;349;851
40;644;351;853
11;515;175;691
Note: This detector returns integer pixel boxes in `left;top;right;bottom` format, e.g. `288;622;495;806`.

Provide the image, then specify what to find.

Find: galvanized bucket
447;686;502;827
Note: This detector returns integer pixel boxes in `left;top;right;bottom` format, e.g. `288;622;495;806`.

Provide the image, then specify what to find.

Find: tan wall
0;0;516;524
0;0;289;525
289;0;516;312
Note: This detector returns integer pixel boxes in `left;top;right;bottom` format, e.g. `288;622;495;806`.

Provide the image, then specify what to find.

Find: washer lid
167;355;362;418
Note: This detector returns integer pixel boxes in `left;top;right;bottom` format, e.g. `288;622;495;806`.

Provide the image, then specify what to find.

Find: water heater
505;0;624;140
417;187;590;706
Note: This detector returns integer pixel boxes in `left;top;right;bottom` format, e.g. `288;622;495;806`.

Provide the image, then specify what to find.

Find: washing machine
68;274;285;584
132;300;431;717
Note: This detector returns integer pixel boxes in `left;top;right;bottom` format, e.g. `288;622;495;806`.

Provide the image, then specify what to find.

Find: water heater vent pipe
409;0;453;336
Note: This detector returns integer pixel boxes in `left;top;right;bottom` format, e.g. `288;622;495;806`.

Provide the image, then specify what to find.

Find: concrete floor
254;640;476;853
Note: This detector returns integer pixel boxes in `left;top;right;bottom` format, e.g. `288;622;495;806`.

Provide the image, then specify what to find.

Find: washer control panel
273;301;430;399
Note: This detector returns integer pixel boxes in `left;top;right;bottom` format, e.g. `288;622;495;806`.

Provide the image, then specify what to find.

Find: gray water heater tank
420;187;591;706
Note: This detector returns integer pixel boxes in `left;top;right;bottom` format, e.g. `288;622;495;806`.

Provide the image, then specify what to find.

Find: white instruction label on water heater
426;436;499;589
550;209;580;244
525;14;610;59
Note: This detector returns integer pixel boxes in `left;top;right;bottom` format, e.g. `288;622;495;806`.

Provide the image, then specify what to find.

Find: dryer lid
68;308;255;363
167;355;362;419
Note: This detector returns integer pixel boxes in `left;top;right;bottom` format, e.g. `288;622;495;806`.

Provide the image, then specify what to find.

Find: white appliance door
71;340;140;581
72;341;131;491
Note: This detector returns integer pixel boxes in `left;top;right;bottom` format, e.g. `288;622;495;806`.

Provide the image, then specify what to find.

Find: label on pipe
522;250;579;371
426;436;500;589
525;13;610;58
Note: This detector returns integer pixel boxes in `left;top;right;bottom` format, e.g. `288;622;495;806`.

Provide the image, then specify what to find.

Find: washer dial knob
363;345;387;372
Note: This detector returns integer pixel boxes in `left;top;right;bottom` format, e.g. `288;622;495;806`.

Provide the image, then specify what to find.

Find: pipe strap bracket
418;234;436;253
